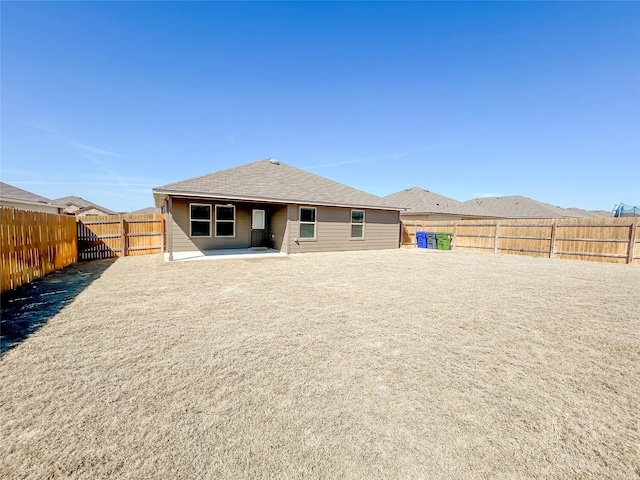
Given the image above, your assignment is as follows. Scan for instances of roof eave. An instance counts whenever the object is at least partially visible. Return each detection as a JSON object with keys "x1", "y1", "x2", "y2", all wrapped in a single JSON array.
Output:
[
  {"x1": 153, "y1": 189, "x2": 404, "y2": 211},
  {"x1": 0, "y1": 197, "x2": 66, "y2": 209}
]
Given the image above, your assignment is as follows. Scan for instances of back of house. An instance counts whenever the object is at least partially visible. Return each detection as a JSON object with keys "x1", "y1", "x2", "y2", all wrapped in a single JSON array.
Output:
[{"x1": 153, "y1": 158, "x2": 403, "y2": 257}]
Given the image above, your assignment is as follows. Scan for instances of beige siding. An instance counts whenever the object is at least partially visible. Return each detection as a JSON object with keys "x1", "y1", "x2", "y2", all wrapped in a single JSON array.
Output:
[
  {"x1": 268, "y1": 205, "x2": 288, "y2": 252},
  {"x1": 77, "y1": 208, "x2": 113, "y2": 217},
  {"x1": 287, "y1": 206, "x2": 399, "y2": 253},
  {"x1": 0, "y1": 201, "x2": 61, "y2": 215},
  {"x1": 168, "y1": 198, "x2": 400, "y2": 254},
  {"x1": 170, "y1": 198, "x2": 251, "y2": 251}
]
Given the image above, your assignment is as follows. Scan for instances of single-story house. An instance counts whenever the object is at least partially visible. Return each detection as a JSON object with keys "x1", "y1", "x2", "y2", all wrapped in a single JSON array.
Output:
[
  {"x1": 383, "y1": 187, "x2": 497, "y2": 222},
  {"x1": 53, "y1": 196, "x2": 117, "y2": 216},
  {"x1": 0, "y1": 182, "x2": 65, "y2": 214},
  {"x1": 152, "y1": 158, "x2": 403, "y2": 259}
]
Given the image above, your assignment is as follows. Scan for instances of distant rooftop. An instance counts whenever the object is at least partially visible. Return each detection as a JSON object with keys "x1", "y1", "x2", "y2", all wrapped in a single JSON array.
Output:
[
  {"x1": 462, "y1": 196, "x2": 611, "y2": 219},
  {"x1": 383, "y1": 187, "x2": 496, "y2": 217},
  {"x1": 0, "y1": 182, "x2": 63, "y2": 208},
  {"x1": 130, "y1": 206, "x2": 162, "y2": 214},
  {"x1": 53, "y1": 195, "x2": 116, "y2": 215}
]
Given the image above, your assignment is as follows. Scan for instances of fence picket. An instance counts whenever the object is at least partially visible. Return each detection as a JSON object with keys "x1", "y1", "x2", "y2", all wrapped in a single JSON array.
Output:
[
  {"x1": 1, "y1": 207, "x2": 78, "y2": 293},
  {"x1": 76, "y1": 214, "x2": 165, "y2": 260},
  {"x1": 401, "y1": 217, "x2": 640, "y2": 265}
]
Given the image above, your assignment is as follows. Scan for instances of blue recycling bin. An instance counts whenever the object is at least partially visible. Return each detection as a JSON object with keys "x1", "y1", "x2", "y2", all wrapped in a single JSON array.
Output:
[{"x1": 416, "y1": 231, "x2": 427, "y2": 248}]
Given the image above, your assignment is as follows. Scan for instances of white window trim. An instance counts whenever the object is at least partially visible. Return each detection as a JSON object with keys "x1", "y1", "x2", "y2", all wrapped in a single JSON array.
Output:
[
  {"x1": 215, "y1": 204, "x2": 236, "y2": 238},
  {"x1": 350, "y1": 209, "x2": 365, "y2": 240},
  {"x1": 252, "y1": 209, "x2": 266, "y2": 230},
  {"x1": 299, "y1": 206, "x2": 317, "y2": 241},
  {"x1": 190, "y1": 203, "x2": 212, "y2": 238}
]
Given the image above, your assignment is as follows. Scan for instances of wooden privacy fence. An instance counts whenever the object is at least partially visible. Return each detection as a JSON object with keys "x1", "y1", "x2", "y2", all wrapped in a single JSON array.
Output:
[
  {"x1": 402, "y1": 217, "x2": 640, "y2": 265},
  {"x1": 1, "y1": 207, "x2": 78, "y2": 293},
  {"x1": 77, "y1": 214, "x2": 165, "y2": 260}
]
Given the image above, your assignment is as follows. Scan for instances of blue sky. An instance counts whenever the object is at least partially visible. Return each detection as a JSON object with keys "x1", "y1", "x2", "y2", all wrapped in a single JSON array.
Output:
[{"x1": 2, "y1": 1, "x2": 639, "y2": 213}]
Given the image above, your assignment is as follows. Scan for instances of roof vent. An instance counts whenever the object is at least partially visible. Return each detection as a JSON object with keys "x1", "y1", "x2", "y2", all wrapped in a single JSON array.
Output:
[{"x1": 269, "y1": 158, "x2": 280, "y2": 165}]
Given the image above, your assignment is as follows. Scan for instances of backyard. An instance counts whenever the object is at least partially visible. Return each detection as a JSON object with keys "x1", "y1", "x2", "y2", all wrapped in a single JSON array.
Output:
[{"x1": 1, "y1": 249, "x2": 639, "y2": 479}]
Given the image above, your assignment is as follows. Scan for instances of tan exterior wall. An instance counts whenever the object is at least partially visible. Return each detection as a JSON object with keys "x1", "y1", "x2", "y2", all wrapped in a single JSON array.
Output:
[
  {"x1": 287, "y1": 205, "x2": 399, "y2": 253},
  {"x1": 269, "y1": 205, "x2": 288, "y2": 252},
  {"x1": 170, "y1": 198, "x2": 251, "y2": 251},
  {"x1": 77, "y1": 208, "x2": 113, "y2": 216},
  {"x1": 0, "y1": 200, "x2": 62, "y2": 215},
  {"x1": 64, "y1": 205, "x2": 81, "y2": 214},
  {"x1": 168, "y1": 197, "x2": 400, "y2": 254}
]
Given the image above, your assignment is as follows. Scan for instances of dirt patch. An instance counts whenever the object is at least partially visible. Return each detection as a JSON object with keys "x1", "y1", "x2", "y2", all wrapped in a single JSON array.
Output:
[
  {"x1": 1, "y1": 259, "x2": 115, "y2": 354},
  {"x1": 1, "y1": 250, "x2": 639, "y2": 478}
]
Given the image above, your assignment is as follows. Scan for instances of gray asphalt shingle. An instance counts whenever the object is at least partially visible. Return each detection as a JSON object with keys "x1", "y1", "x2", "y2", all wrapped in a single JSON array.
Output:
[
  {"x1": 154, "y1": 159, "x2": 402, "y2": 210},
  {"x1": 383, "y1": 187, "x2": 495, "y2": 216},
  {"x1": 0, "y1": 182, "x2": 57, "y2": 205}
]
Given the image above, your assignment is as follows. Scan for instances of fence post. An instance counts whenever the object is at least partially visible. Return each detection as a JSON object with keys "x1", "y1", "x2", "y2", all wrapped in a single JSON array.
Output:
[
  {"x1": 494, "y1": 222, "x2": 500, "y2": 254},
  {"x1": 121, "y1": 218, "x2": 127, "y2": 257},
  {"x1": 452, "y1": 221, "x2": 458, "y2": 250},
  {"x1": 628, "y1": 221, "x2": 638, "y2": 264},
  {"x1": 549, "y1": 221, "x2": 557, "y2": 258}
]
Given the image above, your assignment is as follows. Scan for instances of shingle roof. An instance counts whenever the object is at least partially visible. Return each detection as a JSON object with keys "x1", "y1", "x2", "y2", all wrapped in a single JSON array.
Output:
[
  {"x1": 461, "y1": 195, "x2": 597, "y2": 218},
  {"x1": 53, "y1": 195, "x2": 116, "y2": 215},
  {"x1": 563, "y1": 208, "x2": 612, "y2": 218},
  {"x1": 153, "y1": 159, "x2": 402, "y2": 210},
  {"x1": 130, "y1": 206, "x2": 162, "y2": 214},
  {"x1": 383, "y1": 187, "x2": 495, "y2": 217},
  {"x1": 0, "y1": 182, "x2": 61, "y2": 207}
]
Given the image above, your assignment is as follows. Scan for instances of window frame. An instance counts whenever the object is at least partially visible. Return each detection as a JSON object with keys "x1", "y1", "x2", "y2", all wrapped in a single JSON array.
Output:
[
  {"x1": 215, "y1": 204, "x2": 236, "y2": 238},
  {"x1": 350, "y1": 209, "x2": 365, "y2": 240},
  {"x1": 189, "y1": 203, "x2": 212, "y2": 238},
  {"x1": 299, "y1": 206, "x2": 317, "y2": 240}
]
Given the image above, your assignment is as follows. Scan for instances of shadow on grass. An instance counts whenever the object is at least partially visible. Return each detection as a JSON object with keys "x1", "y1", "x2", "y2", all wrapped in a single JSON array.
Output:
[{"x1": 1, "y1": 258, "x2": 117, "y2": 355}]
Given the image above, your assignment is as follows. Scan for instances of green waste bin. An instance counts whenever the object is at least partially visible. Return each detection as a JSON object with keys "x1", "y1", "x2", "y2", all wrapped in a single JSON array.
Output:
[{"x1": 436, "y1": 232, "x2": 452, "y2": 250}]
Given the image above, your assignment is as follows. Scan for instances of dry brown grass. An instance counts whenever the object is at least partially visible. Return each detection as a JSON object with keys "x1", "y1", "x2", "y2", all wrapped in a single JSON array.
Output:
[{"x1": 1, "y1": 249, "x2": 639, "y2": 479}]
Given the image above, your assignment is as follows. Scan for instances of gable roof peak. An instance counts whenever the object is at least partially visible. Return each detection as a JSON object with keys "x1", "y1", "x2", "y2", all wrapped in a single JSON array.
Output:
[{"x1": 154, "y1": 158, "x2": 401, "y2": 210}]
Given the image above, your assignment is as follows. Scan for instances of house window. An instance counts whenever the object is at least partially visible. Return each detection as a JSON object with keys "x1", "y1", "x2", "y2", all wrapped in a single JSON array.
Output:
[
  {"x1": 299, "y1": 207, "x2": 317, "y2": 239},
  {"x1": 190, "y1": 204, "x2": 211, "y2": 237},
  {"x1": 351, "y1": 210, "x2": 365, "y2": 239},
  {"x1": 215, "y1": 205, "x2": 235, "y2": 237}
]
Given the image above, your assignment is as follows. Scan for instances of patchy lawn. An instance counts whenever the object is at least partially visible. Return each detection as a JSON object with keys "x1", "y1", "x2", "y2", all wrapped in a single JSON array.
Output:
[{"x1": 1, "y1": 249, "x2": 639, "y2": 479}]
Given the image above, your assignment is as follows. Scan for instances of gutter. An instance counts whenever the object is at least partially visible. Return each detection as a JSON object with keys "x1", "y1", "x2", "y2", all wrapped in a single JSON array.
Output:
[{"x1": 152, "y1": 189, "x2": 405, "y2": 212}]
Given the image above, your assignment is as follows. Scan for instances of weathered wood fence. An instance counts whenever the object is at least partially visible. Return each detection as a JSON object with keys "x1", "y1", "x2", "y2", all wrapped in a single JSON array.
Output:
[
  {"x1": 77, "y1": 214, "x2": 165, "y2": 260},
  {"x1": 402, "y1": 217, "x2": 640, "y2": 265},
  {"x1": 1, "y1": 207, "x2": 78, "y2": 293}
]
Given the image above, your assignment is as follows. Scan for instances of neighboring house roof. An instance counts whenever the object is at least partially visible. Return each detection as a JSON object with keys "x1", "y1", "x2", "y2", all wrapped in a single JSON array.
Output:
[
  {"x1": 462, "y1": 195, "x2": 599, "y2": 219},
  {"x1": 153, "y1": 158, "x2": 402, "y2": 210},
  {"x1": 130, "y1": 206, "x2": 162, "y2": 214},
  {"x1": 563, "y1": 208, "x2": 612, "y2": 218},
  {"x1": 383, "y1": 187, "x2": 495, "y2": 217},
  {"x1": 53, "y1": 195, "x2": 116, "y2": 215},
  {"x1": 0, "y1": 182, "x2": 64, "y2": 209},
  {"x1": 591, "y1": 210, "x2": 614, "y2": 218}
]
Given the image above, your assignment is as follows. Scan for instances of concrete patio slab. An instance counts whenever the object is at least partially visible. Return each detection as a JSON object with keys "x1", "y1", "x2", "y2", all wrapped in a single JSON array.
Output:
[{"x1": 164, "y1": 248, "x2": 289, "y2": 262}]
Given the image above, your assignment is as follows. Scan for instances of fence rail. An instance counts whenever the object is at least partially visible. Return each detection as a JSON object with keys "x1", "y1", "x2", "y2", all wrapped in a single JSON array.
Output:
[
  {"x1": 402, "y1": 217, "x2": 640, "y2": 265},
  {"x1": 1, "y1": 207, "x2": 78, "y2": 293},
  {"x1": 77, "y1": 214, "x2": 165, "y2": 260}
]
